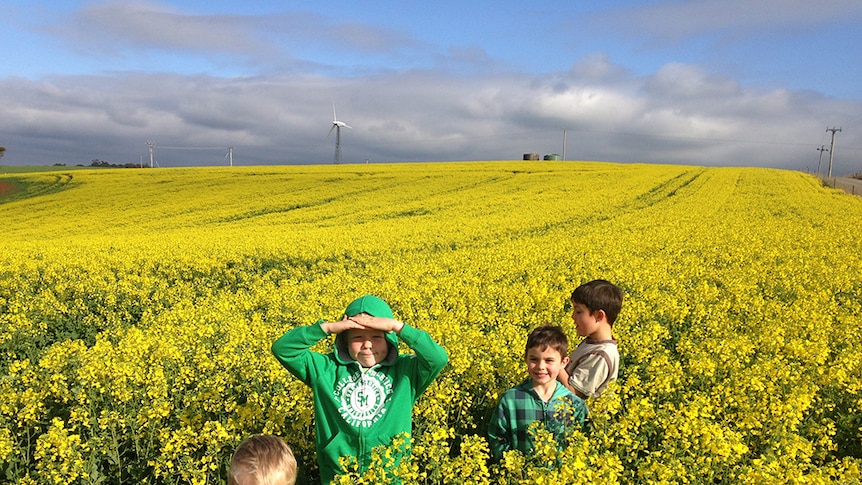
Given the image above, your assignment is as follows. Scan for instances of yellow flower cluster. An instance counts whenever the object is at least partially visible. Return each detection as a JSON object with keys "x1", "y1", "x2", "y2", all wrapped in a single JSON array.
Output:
[{"x1": 1, "y1": 162, "x2": 861, "y2": 483}]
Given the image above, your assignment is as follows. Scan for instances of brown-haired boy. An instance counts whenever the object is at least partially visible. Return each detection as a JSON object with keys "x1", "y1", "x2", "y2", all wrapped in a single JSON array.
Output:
[
  {"x1": 558, "y1": 279, "x2": 622, "y2": 398},
  {"x1": 487, "y1": 325, "x2": 588, "y2": 461}
]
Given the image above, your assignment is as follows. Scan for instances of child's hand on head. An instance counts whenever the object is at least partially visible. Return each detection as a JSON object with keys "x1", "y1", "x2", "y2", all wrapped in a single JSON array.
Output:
[
  {"x1": 321, "y1": 315, "x2": 364, "y2": 335},
  {"x1": 349, "y1": 314, "x2": 404, "y2": 333}
]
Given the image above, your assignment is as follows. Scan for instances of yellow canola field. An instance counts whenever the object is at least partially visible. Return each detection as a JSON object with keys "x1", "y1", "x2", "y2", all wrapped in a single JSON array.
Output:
[{"x1": 1, "y1": 161, "x2": 860, "y2": 484}]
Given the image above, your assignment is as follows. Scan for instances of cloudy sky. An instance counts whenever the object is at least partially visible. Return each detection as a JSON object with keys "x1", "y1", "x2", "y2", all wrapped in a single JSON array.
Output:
[{"x1": 2, "y1": 1, "x2": 861, "y2": 172}]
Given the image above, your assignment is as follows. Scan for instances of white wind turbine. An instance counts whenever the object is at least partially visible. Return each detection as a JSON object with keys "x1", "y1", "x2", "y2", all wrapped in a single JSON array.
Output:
[
  {"x1": 225, "y1": 146, "x2": 234, "y2": 167},
  {"x1": 327, "y1": 102, "x2": 351, "y2": 164}
]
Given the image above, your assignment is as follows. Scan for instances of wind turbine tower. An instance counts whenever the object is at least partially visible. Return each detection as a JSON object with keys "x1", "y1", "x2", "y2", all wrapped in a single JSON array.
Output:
[
  {"x1": 328, "y1": 103, "x2": 351, "y2": 164},
  {"x1": 146, "y1": 140, "x2": 155, "y2": 168}
]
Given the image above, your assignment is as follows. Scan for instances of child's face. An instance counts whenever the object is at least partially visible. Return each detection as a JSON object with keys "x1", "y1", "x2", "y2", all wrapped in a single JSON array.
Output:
[
  {"x1": 571, "y1": 301, "x2": 601, "y2": 337},
  {"x1": 346, "y1": 328, "x2": 388, "y2": 367},
  {"x1": 525, "y1": 345, "x2": 568, "y2": 386}
]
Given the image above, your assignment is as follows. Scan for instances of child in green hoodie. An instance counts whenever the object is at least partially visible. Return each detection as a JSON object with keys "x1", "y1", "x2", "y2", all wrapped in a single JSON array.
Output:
[{"x1": 271, "y1": 295, "x2": 448, "y2": 484}]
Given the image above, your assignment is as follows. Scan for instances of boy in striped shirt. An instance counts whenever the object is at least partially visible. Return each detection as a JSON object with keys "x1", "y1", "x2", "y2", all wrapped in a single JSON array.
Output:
[{"x1": 558, "y1": 279, "x2": 622, "y2": 398}]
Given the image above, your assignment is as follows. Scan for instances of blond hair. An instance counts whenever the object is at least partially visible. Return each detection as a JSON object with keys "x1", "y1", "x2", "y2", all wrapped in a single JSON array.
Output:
[{"x1": 228, "y1": 435, "x2": 297, "y2": 485}]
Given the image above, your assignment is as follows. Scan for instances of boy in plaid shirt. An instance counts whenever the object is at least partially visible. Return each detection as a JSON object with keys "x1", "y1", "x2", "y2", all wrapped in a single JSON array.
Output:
[{"x1": 487, "y1": 325, "x2": 588, "y2": 461}]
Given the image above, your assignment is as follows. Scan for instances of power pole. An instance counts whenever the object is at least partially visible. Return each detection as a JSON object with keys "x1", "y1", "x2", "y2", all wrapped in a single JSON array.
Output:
[
  {"x1": 826, "y1": 127, "x2": 842, "y2": 178},
  {"x1": 816, "y1": 145, "x2": 829, "y2": 176}
]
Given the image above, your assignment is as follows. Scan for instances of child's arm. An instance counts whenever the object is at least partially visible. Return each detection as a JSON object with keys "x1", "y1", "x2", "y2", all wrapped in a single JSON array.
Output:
[
  {"x1": 557, "y1": 367, "x2": 587, "y2": 398},
  {"x1": 557, "y1": 366, "x2": 575, "y2": 393},
  {"x1": 566, "y1": 353, "x2": 613, "y2": 398},
  {"x1": 271, "y1": 318, "x2": 351, "y2": 384},
  {"x1": 347, "y1": 314, "x2": 404, "y2": 333},
  {"x1": 321, "y1": 315, "x2": 366, "y2": 335},
  {"x1": 487, "y1": 399, "x2": 512, "y2": 461},
  {"x1": 350, "y1": 314, "x2": 448, "y2": 393}
]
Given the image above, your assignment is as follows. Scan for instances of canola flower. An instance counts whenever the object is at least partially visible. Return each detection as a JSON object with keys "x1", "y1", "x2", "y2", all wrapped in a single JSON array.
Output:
[{"x1": 0, "y1": 161, "x2": 861, "y2": 484}]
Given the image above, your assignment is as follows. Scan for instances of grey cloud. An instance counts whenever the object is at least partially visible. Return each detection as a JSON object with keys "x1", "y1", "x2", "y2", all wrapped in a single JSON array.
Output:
[
  {"x1": 324, "y1": 21, "x2": 423, "y2": 54},
  {"x1": 569, "y1": 54, "x2": 631, "y2": 84},
  {"x1": 598, "y1": 0, "x2": 862, "y2": 42},
  {"x1": 644, "y1": 63, "x2": 742, "y2": 100},
  {"x1": 53, "y1": 2, "x2": 271, "y2": 56},
  {"x1": 1, "y1": 61, "x2": 859, "y2": 170},
  {"x1": 47, "y1": 1, "x2": 428, "y2": 72},
  {"x1": 437, "y1": 46, "x2": 498, "y2": 71}
]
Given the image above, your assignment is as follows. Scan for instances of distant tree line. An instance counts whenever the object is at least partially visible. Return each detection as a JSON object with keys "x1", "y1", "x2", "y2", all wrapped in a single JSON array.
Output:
[
  {"x1": 68, "y1": 160, "x2": 151, "y2": 168},
  {"x1": 3, "y1": 151, "x2": 149, "y2": 168}
]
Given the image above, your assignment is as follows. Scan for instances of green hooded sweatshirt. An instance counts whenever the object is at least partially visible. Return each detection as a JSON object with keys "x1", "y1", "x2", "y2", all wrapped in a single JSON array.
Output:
[{"x1": 271, "y1": 295, "x2": 448, "y2": 484}]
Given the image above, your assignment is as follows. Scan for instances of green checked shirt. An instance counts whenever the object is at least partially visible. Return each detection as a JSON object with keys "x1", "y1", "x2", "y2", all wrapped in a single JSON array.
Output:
[{"x1": 487, "y1": 379, "x2": 588, "y2": 461}]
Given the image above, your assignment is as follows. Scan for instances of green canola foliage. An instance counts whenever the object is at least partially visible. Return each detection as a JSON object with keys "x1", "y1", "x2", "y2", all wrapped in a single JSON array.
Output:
[{"x1": 0, "y1": 162, "x2": 861, "y2": 484}]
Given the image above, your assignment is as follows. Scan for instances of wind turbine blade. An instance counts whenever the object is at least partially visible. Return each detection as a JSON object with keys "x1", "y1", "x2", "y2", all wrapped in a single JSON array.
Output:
[
  {"x1": 326, "y1": 124, "x2": 336, "y2": 140},
  {"x1": 332, "y1": 102, "x2": 337, "y2": 122},
  {"x1": 343, "y1": 124, "x2": 352, "y2": 129}
]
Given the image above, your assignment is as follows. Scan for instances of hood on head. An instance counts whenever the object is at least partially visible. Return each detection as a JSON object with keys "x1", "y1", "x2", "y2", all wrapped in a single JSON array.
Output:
[{"x1": 335, "y1": 294, "x2": 399, "y2": 366}]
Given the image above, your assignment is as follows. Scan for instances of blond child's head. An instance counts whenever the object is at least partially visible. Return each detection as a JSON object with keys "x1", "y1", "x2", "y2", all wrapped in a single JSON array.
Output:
[{"x1": 229, "y1": 435, "x2": 297, "y2": 485}]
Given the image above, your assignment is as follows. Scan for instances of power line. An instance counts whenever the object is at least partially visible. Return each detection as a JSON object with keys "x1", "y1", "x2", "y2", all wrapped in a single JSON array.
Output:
[
  {"x1": 144, "y1": 142, "x2": 237, "y2": 167},
  {"x1": 839, "y1": 113, "x2": 862, "y2": 130}
]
